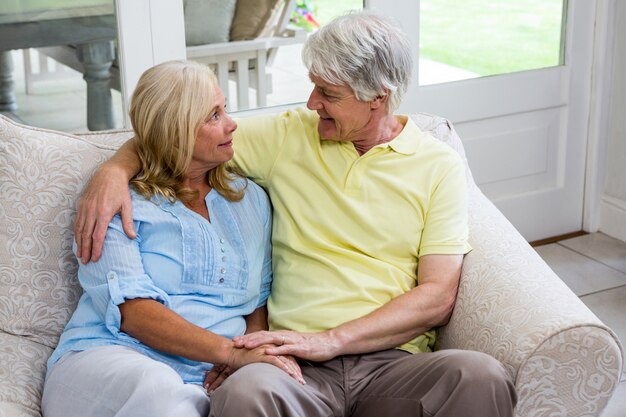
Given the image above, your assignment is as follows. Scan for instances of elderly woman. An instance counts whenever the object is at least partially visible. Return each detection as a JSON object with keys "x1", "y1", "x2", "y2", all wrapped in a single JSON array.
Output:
[
  {"x1": 41, "y1": 61, "x2": 303, "y2": 417},
  {"x1": 74, "y1": 11, "x2": 516, "y2": 417}
]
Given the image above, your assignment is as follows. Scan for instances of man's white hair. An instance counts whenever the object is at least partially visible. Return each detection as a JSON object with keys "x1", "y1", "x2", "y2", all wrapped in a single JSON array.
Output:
[{"x1": 302, "y1": 11, "x2": 413, "y2": 113}]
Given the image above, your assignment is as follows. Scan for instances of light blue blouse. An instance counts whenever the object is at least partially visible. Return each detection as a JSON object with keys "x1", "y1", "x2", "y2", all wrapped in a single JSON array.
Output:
[{"x1": 47, "y1": 177, "x2": 272, "y2": 384}]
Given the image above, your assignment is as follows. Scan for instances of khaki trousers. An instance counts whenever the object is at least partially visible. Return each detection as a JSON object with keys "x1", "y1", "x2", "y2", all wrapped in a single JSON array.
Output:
[{"x1": 209, "y1": 349, "x2": 516, "y2": 417}]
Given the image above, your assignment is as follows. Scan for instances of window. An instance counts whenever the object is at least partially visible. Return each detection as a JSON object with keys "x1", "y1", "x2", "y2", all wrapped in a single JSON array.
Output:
[{"x1": 419, "y1": 0, "x2": 565, "y2": 85}]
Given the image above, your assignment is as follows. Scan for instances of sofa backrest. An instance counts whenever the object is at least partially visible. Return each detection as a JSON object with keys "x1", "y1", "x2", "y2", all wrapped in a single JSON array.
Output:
[
  {"x1": 409, "y1": 112, "x2": 474, "y2": 186},
  {"x1": 0, "y1": 115, "x2": 132, "y2": 349}
]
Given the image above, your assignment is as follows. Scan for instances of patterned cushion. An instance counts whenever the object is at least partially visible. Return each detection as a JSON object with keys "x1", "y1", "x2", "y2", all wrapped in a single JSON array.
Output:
[
  {"x1": 0, "y1": 116, "x2": 130, "y2": 350},
  {"x1": 0, "y1": 115, "x2": 132, "y2": 415}
]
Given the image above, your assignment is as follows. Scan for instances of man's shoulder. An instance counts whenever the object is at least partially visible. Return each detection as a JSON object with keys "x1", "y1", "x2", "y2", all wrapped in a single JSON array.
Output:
[
  {"x1": 234, "y1": 107, "x2": 318, "y2": 137},
  {"x1": 403, "y1": 120, "x2": 463, "y2": 166}
]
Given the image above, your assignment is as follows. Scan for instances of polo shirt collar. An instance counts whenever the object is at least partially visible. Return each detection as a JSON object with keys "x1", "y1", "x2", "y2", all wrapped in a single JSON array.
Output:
[{"x1": 373, "y1": 115, "x2": 420, "y2": 155}]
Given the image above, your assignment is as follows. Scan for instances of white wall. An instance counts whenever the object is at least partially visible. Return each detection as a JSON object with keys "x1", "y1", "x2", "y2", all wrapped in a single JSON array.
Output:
[{"x1": 598, "y1": 1, "x2": 626, "y2": 242}]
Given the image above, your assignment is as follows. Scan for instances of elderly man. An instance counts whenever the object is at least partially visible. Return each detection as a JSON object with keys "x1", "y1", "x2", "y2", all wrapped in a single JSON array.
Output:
[{"x1": 76, "y1": 11, "x2": 516, "y2": 417}]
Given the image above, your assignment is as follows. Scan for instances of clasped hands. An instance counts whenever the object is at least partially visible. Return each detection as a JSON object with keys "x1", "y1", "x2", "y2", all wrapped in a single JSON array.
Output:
[
  {"x1": 204, "y1": 330, "x2": 341, "y2": 394},
  {"x1": 203, "y1": 339, "x2": 302, "y2": 395}
]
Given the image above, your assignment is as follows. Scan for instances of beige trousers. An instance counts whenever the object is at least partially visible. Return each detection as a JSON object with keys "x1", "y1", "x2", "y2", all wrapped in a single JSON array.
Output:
[{"x1": 209, "y1": 349, "x2": 516, "y2": 417}]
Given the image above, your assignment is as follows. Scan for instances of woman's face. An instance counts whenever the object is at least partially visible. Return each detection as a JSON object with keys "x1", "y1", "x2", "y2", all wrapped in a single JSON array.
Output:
[{"x1": 190, "y1": 87, "x2": 237, "y2": 174}]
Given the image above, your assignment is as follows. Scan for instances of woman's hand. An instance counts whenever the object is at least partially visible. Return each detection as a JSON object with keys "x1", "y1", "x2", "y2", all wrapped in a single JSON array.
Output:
[
  {"x1": 203, "y1": 364, "x2": 233, "y2": 394},
  {"x1": 211, "y1": 345, "x2": 305, "y2": 390},
  {"x1": 204, "y1": 351, "x2": 304, "y2": 394},
  {"x1": 233, "y1": 331, "x2": 343, "y2": 362},
  {"x1": 75, "y1": 163, "x2": 135, "y2": 263}
]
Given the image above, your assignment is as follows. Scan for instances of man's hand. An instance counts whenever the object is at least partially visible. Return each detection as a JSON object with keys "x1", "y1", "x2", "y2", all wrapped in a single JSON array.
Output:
[
  {"x1": 233, "y1": 331, "x2": 342, "y2": 362},
  {"x1": 74, "y1": 164, "x2": 135, "y2": 263},
  {"x1": 234, "y1": 254, "x2": 462, "y2": 360}
]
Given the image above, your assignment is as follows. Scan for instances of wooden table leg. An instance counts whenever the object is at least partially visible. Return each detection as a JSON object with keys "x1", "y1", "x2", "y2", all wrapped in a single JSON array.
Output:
[
  {"x1": 0, "y1": 51, "x2": 17, "y2": 112},
  {"x1": 76, "y1": 40, "x2": 115, "y2": 131}
]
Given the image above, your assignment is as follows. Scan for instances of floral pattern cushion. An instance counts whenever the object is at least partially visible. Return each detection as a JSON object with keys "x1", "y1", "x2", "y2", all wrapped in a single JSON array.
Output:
[{"x1": 0, "y1": 117, "x2": 131, "y2": 415}]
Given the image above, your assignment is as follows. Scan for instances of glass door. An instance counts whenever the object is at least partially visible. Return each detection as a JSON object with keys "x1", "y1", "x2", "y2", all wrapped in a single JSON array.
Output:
[
  {"x1": 419, "y1": 0, "x2": 565, "y2": 85},
  {"x1": 391, "y1": 0, "x2": 593, "y2": 242}
]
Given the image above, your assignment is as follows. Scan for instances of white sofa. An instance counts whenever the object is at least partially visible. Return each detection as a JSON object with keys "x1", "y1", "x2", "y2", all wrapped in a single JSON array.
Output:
[{"x1": 0, "y1": 113, "x2": 623, "y2": 417}]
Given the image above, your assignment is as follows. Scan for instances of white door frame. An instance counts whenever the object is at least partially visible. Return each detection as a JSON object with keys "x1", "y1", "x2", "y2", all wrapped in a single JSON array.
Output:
[
  {"x1": 114, "y1": 0, "x2": 186, "y2": 126},
  {"x1": 582, "y1": 0, "x2": 617, "y2": 233}
]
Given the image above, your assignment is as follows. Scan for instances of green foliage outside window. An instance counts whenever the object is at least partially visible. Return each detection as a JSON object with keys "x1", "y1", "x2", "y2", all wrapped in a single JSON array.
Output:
[{"x1": 290, "y1": 1, "x2": 564, "y2": 76}]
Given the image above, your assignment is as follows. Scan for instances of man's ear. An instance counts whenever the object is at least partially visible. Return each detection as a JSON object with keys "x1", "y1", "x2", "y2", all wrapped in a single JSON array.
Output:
[{"x1": 370, "y1": 93, "x2": 389, "y2": 110}]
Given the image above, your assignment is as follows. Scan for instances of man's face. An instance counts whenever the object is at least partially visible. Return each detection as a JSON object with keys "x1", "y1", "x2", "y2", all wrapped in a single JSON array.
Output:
[{"x1": 306, "y1": 73, "x2": 374, "y2": 142}]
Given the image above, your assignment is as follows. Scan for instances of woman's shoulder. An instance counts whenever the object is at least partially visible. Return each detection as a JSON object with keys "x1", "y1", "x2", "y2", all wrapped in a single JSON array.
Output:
[
  {"x1": 230, "y1": 176, "x2": 270, "y2": 211},
  {"x1": 127, "y1": 186, "x2": 171, "y2": 219},
  {"x1": 129, "y1": 186, "x2": 154, "y2": 205},
  {"x1": 239, "y1": 177, "x2": 269, "y2": 200}
]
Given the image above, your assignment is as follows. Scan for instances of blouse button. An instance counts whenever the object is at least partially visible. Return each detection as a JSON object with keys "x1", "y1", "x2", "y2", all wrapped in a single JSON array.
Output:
[
  {"x1": 220, "y1": 268, "x2": 226, "y2": 274},
  {"x1": 219, "y1": 278, "x2": 225, "y2": 283},
  {"x1": 220, "y1": 238, "x2": 225, "y2": 244}
]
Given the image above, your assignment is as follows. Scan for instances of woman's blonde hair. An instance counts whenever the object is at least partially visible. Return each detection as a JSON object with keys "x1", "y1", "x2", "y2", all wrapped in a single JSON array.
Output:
[{"x1": 129, "y1": 60, "x2": 244, "y2": 203}]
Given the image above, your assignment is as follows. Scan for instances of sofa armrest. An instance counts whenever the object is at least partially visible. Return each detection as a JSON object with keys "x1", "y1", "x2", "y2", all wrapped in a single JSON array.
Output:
[{"x1": 438, "y1": 185, "x2": 624, "y2": 417}]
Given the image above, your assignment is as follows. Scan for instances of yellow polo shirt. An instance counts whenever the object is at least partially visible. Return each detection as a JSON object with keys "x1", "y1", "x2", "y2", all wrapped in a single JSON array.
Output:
[{"x1": 232, "y1": 108, "x2": 471, "y2": 353}]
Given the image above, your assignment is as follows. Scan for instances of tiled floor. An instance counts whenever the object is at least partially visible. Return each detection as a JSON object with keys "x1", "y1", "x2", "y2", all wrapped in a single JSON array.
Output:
[{"x1": 536, "y1": 232, "x2": 626, "y2": 417}]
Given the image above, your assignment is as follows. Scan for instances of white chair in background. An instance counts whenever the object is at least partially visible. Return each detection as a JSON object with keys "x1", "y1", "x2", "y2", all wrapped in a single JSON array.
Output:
[{"x1": 186, "y1": 0, "x2": 306, "y2": 110}]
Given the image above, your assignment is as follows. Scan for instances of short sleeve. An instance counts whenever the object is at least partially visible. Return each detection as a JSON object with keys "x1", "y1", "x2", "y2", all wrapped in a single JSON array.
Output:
[
  {"x1": 232, "y1": 109, "x2": 320, "y2": 185},
  {"x1": 232, "y1": 112, "x2": 288, "y2": 184},
  {"x1": 418, "y1": 156, "x2": 472, "y2": 257},
  {"x1": 73, "y1": 215, "x2": 170, "y2": 338}
]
